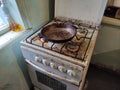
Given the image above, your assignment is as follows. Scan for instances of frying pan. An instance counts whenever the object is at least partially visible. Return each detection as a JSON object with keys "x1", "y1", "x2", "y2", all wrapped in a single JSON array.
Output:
[{"x1": 38, "y1": 23, "x2": 77, "y2": 43}]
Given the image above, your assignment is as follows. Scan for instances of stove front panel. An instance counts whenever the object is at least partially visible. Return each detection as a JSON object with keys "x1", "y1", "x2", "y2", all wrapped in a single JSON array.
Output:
[
  {"x1": 26, "y1": 59, "x2": 80, "y2": 90},
  {"x1": 21, "y1": 46, "x2": 83, "y2": 86}
]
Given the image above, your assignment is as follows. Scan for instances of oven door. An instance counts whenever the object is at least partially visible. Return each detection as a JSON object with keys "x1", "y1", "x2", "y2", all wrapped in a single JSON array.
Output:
[{"x1": 26, "y1": 59, "x2": 79, "y2": 90}]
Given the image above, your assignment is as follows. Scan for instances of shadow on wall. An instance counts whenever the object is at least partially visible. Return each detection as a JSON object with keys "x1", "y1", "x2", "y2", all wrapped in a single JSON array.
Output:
[
  {"x1": 11, "y1": 39, "x2": 32, "y2": 89},
  {"x1": 92, "y1": 49, "x2": 120, "y2": 74},
  {"x1": 0, "y1": 42, "x2": 29, "y2": 90}
]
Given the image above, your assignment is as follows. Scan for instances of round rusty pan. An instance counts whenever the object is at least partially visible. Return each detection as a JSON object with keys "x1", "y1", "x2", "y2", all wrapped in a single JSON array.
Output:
[{"x1": 38, "y1": 23, "x2": 77, "y2": 43}]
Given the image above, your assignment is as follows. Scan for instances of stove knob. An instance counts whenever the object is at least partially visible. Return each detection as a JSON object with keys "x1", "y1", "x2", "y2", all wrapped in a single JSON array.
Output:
[
  {"x1": 58, "y1": 66, "x2": 67, "y2": 73},
  {"x1": 35, "y1": 56, "x2": 41, "y2": 62},
  {"x1": 42, "y1": 59, "x2": 49, "y2": 66},
  {"x1": 67, "y1": 70, "x2": 76, "y2": 77},
  {"x1": 50, "y1": 63, "x2": 57, "y2": 69}
]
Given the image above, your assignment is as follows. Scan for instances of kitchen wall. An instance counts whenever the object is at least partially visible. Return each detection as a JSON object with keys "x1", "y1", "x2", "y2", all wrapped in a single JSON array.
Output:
[
  {"x1": 91, "y1": 0, "x2": 120, "y2": 73},
  {"x1": 0, "y1": 0, "x2": 54, "y2": 90},
  {"x1": 0, "y1": 30, "x2": 48, "y2": 90},
  {"x1": 16, "y1": 0, "x2": 52, "y2": 30},
  {"x1": 92, "y1": 23, "x2": 120, "y2": 73},
  {"x1": 0, "y1": 0, "x2": 28, "y2": 90},
  {"x1": 0, "y1": 37, "x2": 29, "y2": 90}
]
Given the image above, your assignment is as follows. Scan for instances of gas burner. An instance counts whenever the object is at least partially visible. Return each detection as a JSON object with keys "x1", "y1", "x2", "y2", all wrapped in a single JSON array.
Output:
[
  {"x1": 77, "y1": 29, "x2": 87, "y2": 35},
  {"x1": 65, "y1": 42, "x2": 79, "y2": 52},
  {"x1": 51, "y1": 43, "x2": 64, "y2": 52}
]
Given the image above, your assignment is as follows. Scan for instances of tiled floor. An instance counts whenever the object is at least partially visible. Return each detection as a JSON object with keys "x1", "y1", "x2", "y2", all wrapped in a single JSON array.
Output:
[{"x1": 86, "y1": 65, "x2": 120, "y2": 90}]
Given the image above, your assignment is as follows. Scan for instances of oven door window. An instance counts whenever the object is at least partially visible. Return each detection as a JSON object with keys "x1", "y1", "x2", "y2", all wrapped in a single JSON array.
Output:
[{"x1": 36, "y1": 71, "x2": 66, "y2": 90}]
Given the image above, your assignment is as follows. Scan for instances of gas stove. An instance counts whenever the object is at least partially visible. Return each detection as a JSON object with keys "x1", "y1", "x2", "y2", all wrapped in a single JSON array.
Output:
[
  {"x1": 20, "y1": 17, "x2": 99, "y2": 90},
  {"x1": 20, "y1": 0, "x2": 107, "y2": 89}
]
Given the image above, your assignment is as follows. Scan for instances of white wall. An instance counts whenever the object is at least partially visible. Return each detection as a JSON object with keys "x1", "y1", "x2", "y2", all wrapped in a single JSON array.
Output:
[
  {"x1": 92, "y1": 23, "x2": 120, "y2": 72},
  {"x1": 16, "y1": 0, "x2": 50, "y2": 30},
  {"x1": 55, "y1": 0, "x2": 107, "y2": 25},
  {"x1": 94, "y1": 24, "x2": 120, "y2": 55}
]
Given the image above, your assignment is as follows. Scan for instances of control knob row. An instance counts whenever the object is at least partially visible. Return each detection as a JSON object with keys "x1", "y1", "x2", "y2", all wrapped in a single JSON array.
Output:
[
  {"x1": 34, "y1": 56, "x2": 76, "y2": 77},
  {"x1": 58, "y1": 66, "x2": 76, "y2": 77}
]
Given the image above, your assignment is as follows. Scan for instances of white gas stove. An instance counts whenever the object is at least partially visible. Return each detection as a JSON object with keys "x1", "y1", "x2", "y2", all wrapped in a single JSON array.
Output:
[
  {"x1": 20, "y1": 0, "x2": 107, "y2": 90},
  {"x1": 21, "y1": 17, "x2": 98, "y2": 90}
]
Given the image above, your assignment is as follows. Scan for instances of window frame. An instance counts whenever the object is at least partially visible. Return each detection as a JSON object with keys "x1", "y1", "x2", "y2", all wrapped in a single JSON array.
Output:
[
  {"x1": 0, "y1": 0, "x2": 10, "y2": 36},
  {"x1": 0, "y1": 23, "x2": 9, "y2": 35}
]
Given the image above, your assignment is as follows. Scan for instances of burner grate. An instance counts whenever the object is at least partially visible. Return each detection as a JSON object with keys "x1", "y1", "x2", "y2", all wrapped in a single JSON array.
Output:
[{"x1": 25, "y1": 20, "x2": 96, "y2": 61}]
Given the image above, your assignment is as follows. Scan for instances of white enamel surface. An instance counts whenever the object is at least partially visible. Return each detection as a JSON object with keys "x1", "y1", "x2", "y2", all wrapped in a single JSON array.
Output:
[
  {"x1": 55, "y1": 0, "x2": 107, "y2": 25},
  {"x1": 67, "y1": 70, "x2": 76, "y2": 77}
]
